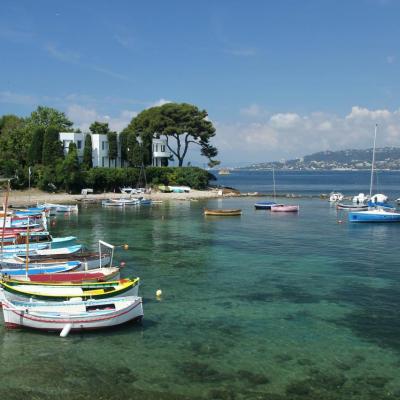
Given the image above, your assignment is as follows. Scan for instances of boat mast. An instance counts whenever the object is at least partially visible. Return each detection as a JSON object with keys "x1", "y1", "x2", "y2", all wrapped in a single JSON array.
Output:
[
  {"x1": 369, "y1": 124, "x2": 378, "y2": 198},
  {"x1": 1, "y1": 179, "x2": 10, "y2": 261},
  {"x1": 272, "y1": 167, "x2": 276, "y2": 199}
]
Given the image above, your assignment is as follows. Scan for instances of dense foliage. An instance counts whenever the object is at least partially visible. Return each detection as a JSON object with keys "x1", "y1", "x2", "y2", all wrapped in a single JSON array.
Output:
[
  {"x1": 122, "y1": 102, "x2": 218, "y2": 167},
  {"x1": 0, "y1": 105, "x2": 217, "y2": 193}
]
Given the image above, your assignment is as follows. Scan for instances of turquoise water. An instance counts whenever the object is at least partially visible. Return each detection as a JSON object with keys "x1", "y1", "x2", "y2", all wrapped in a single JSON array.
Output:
[{"x1": 1, "y1": 196, "x2": 400, "y2": 399}]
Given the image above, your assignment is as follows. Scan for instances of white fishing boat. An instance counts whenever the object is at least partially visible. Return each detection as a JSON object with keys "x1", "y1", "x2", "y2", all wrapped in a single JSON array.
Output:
[
  {"x1": 0, "y1": 295, "x2": 143, "y2": 334},
  {"x1": 329, "y1": 192, "x2": 344, "y2": 202},
  {"x1": 352, "y1": 193, "x2": 369, "y2": 204}
]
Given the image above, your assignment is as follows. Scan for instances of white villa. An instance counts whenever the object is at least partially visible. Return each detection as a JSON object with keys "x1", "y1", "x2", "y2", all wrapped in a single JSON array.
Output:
[{"x1": 59, "y1": 132, "x2": 171, "y2": 168}]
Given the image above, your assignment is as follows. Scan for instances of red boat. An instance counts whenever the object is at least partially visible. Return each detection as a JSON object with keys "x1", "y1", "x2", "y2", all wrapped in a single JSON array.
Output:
[{"x1": 10, "y1": 267, "x2": 120, "y2": 284}]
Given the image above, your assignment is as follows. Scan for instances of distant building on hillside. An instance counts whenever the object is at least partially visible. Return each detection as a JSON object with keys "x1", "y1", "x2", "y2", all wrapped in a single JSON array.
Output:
[{"x1": 59, "y1": 132, "x2": 170, "y2": 168}]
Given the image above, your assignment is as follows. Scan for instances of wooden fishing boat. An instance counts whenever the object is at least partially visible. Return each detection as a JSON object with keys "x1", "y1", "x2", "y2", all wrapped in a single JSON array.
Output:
[
  {"x1": 0, "y1": 295, "x2": 143, "y2": 333},
  {"x1": 18, "y1": 252, "x2": 112, "y2": 270},
  {"x1": 0, "y1": 277, "x2": 139, "y2": 301},
  {"x1": 0, "y1": 261, "x2": 81, "y2": 278},
  {"x1": 204, "y1": 209, "x2": 242, "y2": 216},
  {"x1": 9, "y1": 266, "x2": 120, "y2": 283},
  {"x1": 270, "y1": 204, "x2": 299, "y2": 212}
]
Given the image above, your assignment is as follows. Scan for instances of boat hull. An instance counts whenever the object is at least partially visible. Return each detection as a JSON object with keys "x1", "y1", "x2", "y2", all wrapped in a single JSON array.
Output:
[
  {"x1": 1, "y1": 296, "x2": 143, "y2": 332},
  {"x1": 204, "y1": 209, "x2": 242, "y2": 216},
  {"x1": 10, "y1": 267, "x2": 120, "y2": 283},
  {"x1": 254, "y1": 201, "x2": 276, "y2": 210},
  {"x1": 1, "y1": 278, "x2": 139, "y2": 302},
  {"x1": 271, "y1": 205, "x2": 299, "y2": 212},
  {"x1": 349, "y1": 210, "x2": 400, "y2": 222}
]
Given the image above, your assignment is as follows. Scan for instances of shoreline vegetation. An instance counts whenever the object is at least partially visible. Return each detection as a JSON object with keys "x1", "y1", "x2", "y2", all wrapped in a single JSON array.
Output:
[{"x1": 5, "y1": 188, "x2": 345, "y2": 207}]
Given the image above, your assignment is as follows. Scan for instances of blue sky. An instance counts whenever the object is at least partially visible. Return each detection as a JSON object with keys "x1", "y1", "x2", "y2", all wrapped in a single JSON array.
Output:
[{"x1": 1, "y1": 0, "x2": 400, "y2": 166}]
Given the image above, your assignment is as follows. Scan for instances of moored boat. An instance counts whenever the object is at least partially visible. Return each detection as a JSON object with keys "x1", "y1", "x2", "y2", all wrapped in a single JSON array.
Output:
[
  {"x1": 0, "y1": 277, "x2": 139, "y2": 301},
  {"x1": 0, "y1": 295, "x2": 143, "y2": 333},
  {"x1": 336, "y1": 203, "x2": 368, "y2": 211},
  {"x1": 10, "y1": 266, "x2": 121, "y2": 283},
  {"x1": 254, "y1": 201, "x2": 277, "y2": 210},
  {"x1": 204, "y1": 209, "x2": 242, "y2": 216},
  {"x1": 349, "y1": 209, "x2": 400, "y2": 222},
  {"x1": 329, "y1": 192, "x2": 344, "y2": 202},
  {"x1": 270, "y1": 204, "x2": 299, "y2": 212},
  {"x1": 0, "y1": 262, "x2": 81, "y2": 277}
]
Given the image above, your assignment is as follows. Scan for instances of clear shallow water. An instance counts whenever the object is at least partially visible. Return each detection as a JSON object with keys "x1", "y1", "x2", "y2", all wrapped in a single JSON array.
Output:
[{"x1": 1, "y1": 173, "x2": 400, "y2": 399}]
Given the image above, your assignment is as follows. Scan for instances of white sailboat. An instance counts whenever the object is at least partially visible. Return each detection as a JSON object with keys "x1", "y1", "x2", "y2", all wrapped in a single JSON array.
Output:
[{"x1": 349, "y1": 124, "x2": 400, "y2": 222}]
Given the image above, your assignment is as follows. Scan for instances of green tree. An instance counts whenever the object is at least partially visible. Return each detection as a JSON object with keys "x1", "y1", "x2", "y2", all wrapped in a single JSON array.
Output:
[
  {"x1": 119, "y1": 130, "x2": 128, "y2": 166},
  {"x1": 107, "y1": 131, "x2": 118, "y2": 167},
  {"x1": 123, "y1": 103, "x2": 218, "y2": 167},
  {"x1": 42, "y1": 126, "x2": 64, "y2": 166},
  {"x1": 127, "y1": 132, "x2": 143, "y2": 167},
  {"x1": 26, "y1": 106, "x2": 73, "y2": 131},
  {"x1": 0, "y1": 115, "x2": 30, "y2": 169},
  {"x1": 62, "y1": 142, "x2": 82, "y2": 193},
  {"x1": 28, "y1": 127, "x2": 45, "y2": 164},
  {"x1": 82, "y1": 134, "x2": 93, "y2": 169},
  {"x1": 89, "y1": 121, "x2": 110, "y2": 135}
]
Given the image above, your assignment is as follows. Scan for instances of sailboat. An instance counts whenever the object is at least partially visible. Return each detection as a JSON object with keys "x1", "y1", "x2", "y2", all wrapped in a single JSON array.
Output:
[
  {"x1": 254, "y1": 168, "x2": 278, "y2": 209},
  {"x1": 269, "y1": 168, "x2": 299, "y2": 212},
  {"x1": 348, "y1": 124, "x2": 400, "y2": 222}
]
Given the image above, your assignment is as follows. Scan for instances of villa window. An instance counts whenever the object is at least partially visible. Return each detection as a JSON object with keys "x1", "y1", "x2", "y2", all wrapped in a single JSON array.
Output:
[
  {"x1": 77, "y1": 140, "x2": 82, "y2": 149},
  {"x1": 102, "y1": 141, "x2": 105, "y2": 151},
  {"x1": 161, "y1": 145, "x2": 165, "y2": 152}
]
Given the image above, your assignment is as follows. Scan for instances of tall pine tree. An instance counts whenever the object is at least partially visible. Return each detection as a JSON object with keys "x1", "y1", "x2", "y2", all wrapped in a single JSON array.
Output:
[
  {"x1": 28, "y1": 127, "x2": 45, "y2": 165},
  {"x1": 42, "y1": 126, "x2": 64, "y2": 166},
  {"x1": 82, "y1": 134, "x2": 93, "y2": 169}
]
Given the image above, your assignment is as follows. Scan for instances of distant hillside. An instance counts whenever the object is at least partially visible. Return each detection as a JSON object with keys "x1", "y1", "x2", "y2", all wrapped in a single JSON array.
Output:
[{"x1": 242, "y1": 147, "x2": 400, "y2": 171}]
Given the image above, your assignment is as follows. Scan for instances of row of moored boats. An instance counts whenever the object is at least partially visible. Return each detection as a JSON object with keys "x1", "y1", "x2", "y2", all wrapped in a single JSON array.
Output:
[
  {"x1": 0, "y1": 202, "x2": 143, "y2": 336},
  {"x1": 330, "y1": 192, "x2": 400, "y2": 222}
]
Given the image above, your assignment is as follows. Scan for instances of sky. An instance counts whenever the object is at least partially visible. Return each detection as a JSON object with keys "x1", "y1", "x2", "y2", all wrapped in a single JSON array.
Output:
[{"x1": 1, "y1": 0, "x2": 400, "y2": 166}]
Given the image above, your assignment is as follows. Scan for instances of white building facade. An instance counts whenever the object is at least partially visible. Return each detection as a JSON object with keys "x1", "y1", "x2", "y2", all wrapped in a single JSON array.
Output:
[
  {"x1": 60, "y1": 133, "x2": 169, "y2": 168},
  {"x1": 152, "y1": 138, "x2": 171, "y2": 166}
]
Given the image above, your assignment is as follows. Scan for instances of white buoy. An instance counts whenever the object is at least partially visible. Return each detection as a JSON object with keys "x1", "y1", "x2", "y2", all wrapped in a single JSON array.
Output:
[
  {"x1": 156, "y1": 289, "x2": 162, "y2": 297},
  {"x1": 60, "y1": 323, "x2": 72, "y2": 337}
]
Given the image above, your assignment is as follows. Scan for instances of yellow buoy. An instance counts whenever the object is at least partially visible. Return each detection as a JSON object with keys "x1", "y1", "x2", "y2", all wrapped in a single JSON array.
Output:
[
  {"x1": 156, "y1": 289, "x2": 162, "y2": 297},
  {"x1": 123, "y1": 244, "x2": 129, "y2": 250}
]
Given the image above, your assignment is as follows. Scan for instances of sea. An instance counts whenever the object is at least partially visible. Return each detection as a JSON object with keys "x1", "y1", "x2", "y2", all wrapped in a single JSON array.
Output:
[{"x1": 1, "y1": 170, "x2": 400, "y2": 400}]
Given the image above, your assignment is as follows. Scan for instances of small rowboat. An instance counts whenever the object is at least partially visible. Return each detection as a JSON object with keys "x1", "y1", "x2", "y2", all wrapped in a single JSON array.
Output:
[
  {"x1": 0, "y1": 295, "x2": 143, "y2": 333},
  {"x1": 204, "y1": 209, "x2": 242, "y2": 216},
  {"x1": 254, "y1": 201, "x2": 276, "y2": 210},
  {"x1": 10, "y1": 267, "x2": 121, "y2": 283},
  {"x1": 270, "y1": 204, "x2": 299, "y2": 212},
  {"x1": 0, "y1": 262, "x2": 81, "y2": 277},
  {"x1": 0, "y1": 278, "x2": 139, "y2": 301}
]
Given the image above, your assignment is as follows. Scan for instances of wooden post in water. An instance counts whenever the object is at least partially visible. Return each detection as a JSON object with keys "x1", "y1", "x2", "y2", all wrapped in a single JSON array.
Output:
[{"x1": 25, "y1": 223, "x2": 30, "y2": 277}]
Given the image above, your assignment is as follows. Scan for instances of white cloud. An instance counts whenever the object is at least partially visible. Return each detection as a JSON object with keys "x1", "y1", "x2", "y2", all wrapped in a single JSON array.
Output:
[
  {"x1": 214, "y1": 106, "x2": 400, "y2": 165},
  {"x1": 149, "y1": 98, "x2": 172, "y2": 108},
  {"x1": 345, "y1": 106, "x2": 392, "y2": 121},
  {"x1": 0, "y1": 91, "x2": 37, "y2": 106},
  {"x1": 269, "y1": 113, "x2": 302, "y2": 129},
  {"x1": 240, "y1": 104, "x2": 266, "y2": 118}
]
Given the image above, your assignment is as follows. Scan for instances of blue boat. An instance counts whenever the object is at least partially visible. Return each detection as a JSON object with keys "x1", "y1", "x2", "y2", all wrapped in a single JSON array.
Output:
[
  {"x1": 254, "y1": 201, "x2": 277, "y2": 210},
  {"x1": 0, "y1": 262, "x2": 80, "y2": 277},
  {"x1": 349, "y1": 209, "x2": 400, "y2": 223}
]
